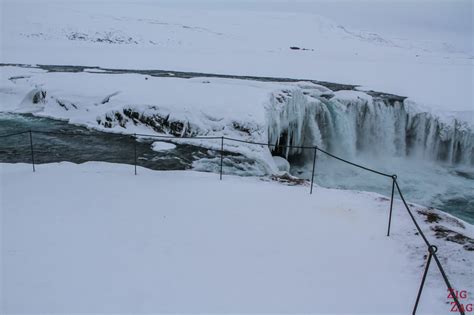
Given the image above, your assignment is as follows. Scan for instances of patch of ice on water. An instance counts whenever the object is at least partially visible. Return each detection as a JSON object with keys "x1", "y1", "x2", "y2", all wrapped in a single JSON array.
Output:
[{"x1": 151, "y1": 141, "x2": 176, "y2": 152}]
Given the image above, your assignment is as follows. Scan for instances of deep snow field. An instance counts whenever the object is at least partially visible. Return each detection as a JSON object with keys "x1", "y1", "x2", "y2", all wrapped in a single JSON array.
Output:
[{"x1": 1, "y1": 162, "x2": 473, "y2": 313}]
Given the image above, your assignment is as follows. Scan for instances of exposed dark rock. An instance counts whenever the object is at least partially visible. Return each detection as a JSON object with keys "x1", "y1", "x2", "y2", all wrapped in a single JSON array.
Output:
[
  {"x1": 444, "y1": 215, "x2": 466, "y2": 229},
  {"x1": 417, "y1": 207, "x2": 465, "y2": 229},
  {"x1": 290, "y1": 46, "x2": 314, "y2": 51},
  {"x1": 271, "y1": 173, "x2": 307, "y2": 186},
  {"x1": 320, "y1": 93, "x2": 334, "y2": 100},
  {"x1": 123, "y1": 108, "x2": 139, "y2": 120},
  {"x1": 365, "y1": 90, "x2": 407, "y2": 103},
  {"x1": 56, "y1": 99, "x2": 77, "y2": 111},
  {"x1": 114, "y1": 112, "x2": 126, "y2": 128},
  {"x1": 417, "y1": 209, "x2": 441, "y2": 223},
  {"x1": 431, "y1": 225, "x2": 474, "y2": 250},
  {"x1": 463, "y1": 243, "x2": 474, "y2": 251},
  {"x1": 56, "y1": 100, "x2": 68, "y2": 111},
  {"x1": 8, "y1": 75, "x2": 30, "y2": 81},
  {"x1": 232, "y1": 122, "x2": 253, "y2": 135},
  {"x1": 101, "y1": 91, "x2": 120, "y2": 104},
  {"x1": 446, "y1": 233, "x2": 468, "y2": 245},
  {"x1": 32, "y1": 90, "x2": 47, "y2": 104},
  {"x1": 66, "y1": 31, "x2": 139, "y2": 45},
  {"x1": 121, "y1": 108, "x2": 194, "y2": 136}
]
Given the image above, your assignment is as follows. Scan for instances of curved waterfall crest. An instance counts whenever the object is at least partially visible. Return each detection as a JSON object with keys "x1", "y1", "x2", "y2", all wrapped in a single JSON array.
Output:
[{"x1": 266, "y1": 86, "x2": 473, "y2": 166}]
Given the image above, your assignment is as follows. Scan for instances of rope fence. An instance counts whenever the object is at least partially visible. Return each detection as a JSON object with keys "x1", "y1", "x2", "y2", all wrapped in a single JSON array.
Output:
[{"x1": 0, "y1": 129, "x2": 465, "y2": 314}]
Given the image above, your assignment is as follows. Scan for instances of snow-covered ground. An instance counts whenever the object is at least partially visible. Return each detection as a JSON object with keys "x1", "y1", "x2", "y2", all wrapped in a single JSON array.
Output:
[
  {"x1": 1, "y1": 1, "x2": 472, "y2": 312},
  {"x1": 1, "y1": 0, "x2": 473, "y2": 111},
  {"x1": 1, "y1": 162, "x2": 473, "y2": 313}
]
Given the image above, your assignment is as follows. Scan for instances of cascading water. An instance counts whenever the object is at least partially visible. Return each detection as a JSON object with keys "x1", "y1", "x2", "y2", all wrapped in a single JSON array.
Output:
[
  {"x1": 266, "y1": 84, "x2": 474, "y2": 223},
  {"x1": 267, "y1": 86, "x2": 473, "y2": 166}
]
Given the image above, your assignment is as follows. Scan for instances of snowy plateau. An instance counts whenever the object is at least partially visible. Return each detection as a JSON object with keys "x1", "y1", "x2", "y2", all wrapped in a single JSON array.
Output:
[{"x1": 0, "y1": 0, "x2": 473, "y2": 314}]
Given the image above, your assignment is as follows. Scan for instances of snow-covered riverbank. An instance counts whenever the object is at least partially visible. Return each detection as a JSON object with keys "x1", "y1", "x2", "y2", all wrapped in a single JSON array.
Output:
[{"x1": 1, "y1": 162, "x2": 473, "y2": 313}]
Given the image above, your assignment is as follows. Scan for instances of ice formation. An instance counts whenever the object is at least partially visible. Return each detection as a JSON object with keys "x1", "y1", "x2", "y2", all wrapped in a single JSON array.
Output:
[
  {"x1": 266, "y1": 85, "x2": 473, "y2": 166},
  {"x1": 151, "y1": 141, "x2": 177, "y2": 152}
]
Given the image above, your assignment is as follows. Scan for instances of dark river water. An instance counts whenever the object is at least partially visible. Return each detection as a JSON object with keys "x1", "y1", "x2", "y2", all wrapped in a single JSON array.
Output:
[{"x1": 0, "y1": 113, "x2": 219, "y2": 171}]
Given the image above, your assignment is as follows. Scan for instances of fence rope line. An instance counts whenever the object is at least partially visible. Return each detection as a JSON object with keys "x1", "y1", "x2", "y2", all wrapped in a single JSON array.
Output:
[
  {"x1": 136, "y1": 133, "x2": 224, "y2": 140},
  {"x1": 32, "y1": 130, "x2": 134, "y2": 137},
  {"x1": 395, "y1": 180, "x2": 464, "y2": 314},
  {"x1": 315, "y1": 146, "x2": 393, "y2": 178},
  {"x1": 17, "y1": 131, "x2": 397, "y2": 178},
  {"x1": 394, "y1": 180, "x2": 430, "y2": 247},
  {"x1": 224, "y1": 136, "x2": 316, "y2": 149},
  {"x1": 223, "y1": 137, "x2": 393, "y2": 177},
  {"x1": 0, "y1": 130, "x2": 29, "y2": 138},
  {"x1": 30, "y1": 130, "x2": 226, "y2": 140},
  {"x1": 0, "y1": 129, "x2": 465, "y2": 314}
]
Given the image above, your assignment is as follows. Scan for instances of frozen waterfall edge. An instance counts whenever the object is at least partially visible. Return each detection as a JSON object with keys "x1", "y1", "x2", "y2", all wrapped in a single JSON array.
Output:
[{"x1": 266, "y1": 85, "x2": 473, "y2": 167}]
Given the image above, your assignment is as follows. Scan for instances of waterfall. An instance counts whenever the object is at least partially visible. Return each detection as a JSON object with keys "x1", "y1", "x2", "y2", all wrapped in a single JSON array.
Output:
[{"x1": 266, "y1": 86, "x2": 473, "y2": 166}]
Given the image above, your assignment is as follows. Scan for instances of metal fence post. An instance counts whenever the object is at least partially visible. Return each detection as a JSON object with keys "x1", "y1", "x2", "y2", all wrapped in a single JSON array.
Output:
[
  {"x1": 133, "y1": 133, "x2": 137, "y2": 175},
  {"x1": 310, "y1": 146, "x2": 317, "y2": 194},
  {"x1": 413, "y1": 245, "x2": 436, "y2": 314},
  {"x1": 29, "y1": 130, "x2": 35, "y2": 172},
  {"x1": 387, "y1": 175, "x2": 396, "y2": 236},
  {"x1": 220, "y1": 136, "x2": 224, "y2": 180}
]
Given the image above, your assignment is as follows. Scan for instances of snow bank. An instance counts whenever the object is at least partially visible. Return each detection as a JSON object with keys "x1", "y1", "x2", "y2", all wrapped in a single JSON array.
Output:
[
  {"x1": 1, "y1": 162, "x2": 472, "y2": 313},
  {"x1": 272, "y1": 156, "x2": 290, "y2": 173}
]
